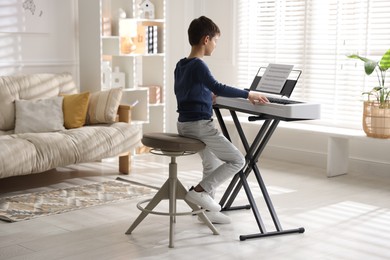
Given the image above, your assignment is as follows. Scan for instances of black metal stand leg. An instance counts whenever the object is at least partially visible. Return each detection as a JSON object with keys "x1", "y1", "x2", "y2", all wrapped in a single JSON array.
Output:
[
  {"x1": 220, "y1": 113, "x2": 271, "y2": 210},
  {"x1": 213, "y1": 107, "x2": 305, "y2": 241},
  {"x1": 219, "y1": 173, "x2": 250, "y2": 211},
  {"x1": 238, "y1": 168, "x2": 267, "y2": 234}
]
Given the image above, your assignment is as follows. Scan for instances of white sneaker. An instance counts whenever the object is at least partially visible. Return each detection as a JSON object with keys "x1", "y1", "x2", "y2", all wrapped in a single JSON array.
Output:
[
  {"x1": 198, "y1": 211, "x2": 231, "y2": 224},
  {"x1": 185, "y1": 188, "x2": 221, "y2": 212}
]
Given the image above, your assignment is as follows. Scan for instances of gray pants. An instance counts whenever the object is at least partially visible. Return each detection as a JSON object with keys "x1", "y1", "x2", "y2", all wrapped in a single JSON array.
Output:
[{"x1": 177, "y1": 119, "x2": 245, "y2": 197}]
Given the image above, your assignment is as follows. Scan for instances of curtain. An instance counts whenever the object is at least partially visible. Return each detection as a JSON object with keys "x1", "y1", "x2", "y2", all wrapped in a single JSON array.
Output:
[{"x1": 237, "y1": 0, "x2": 390, "y2": 128}]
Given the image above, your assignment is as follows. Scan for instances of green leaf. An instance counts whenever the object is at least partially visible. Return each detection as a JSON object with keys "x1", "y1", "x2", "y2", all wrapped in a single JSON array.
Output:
[
  {"x1": 364, "y1": 61, "x2": 377, "y2": 75},
  {"x1": 347, "y1": 54, "x2": 370, "y2": 63},
  {"x1": 347, "y1": 54, "x2": 377, "y2": 75},
  {"x1": 379, "y1": 49, "x2": 390, "y2": 70}
]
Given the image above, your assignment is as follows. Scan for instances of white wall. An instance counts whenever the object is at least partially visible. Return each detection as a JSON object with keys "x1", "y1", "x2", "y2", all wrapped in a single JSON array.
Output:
[
  {"x1": 0, "y1": 0, "x2": 79, "y2": 82},
  {"x1": 166, "y1": 0, "x2": 390, "y2": 176}
]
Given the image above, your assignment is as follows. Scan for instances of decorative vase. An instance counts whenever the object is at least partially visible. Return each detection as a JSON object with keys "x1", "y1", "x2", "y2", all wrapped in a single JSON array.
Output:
[
  {"x1": 362, "y1": 101, "x2": 390, "y2": 138},
  {"x1": 111, "y1": 67, "x2": 125, "y2": 88},
  {"x1": 102, "y1": 61, "x2": 112, "y2": 90}
]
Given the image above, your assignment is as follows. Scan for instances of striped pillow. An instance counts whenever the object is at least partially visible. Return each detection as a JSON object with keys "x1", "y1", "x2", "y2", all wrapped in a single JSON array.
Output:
[{"x1": 87, "y1": 88, "x2": 123, "y2": 124}]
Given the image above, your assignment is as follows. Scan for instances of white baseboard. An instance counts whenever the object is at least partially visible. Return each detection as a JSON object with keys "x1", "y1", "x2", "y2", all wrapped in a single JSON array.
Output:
[{"x1": 261, "y1": 144, "x2": 326, "y2": 169}]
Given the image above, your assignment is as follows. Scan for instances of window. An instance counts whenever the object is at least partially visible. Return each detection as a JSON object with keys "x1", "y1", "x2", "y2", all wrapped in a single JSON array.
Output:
[{"x1": 237, "y1": 0, "x2": 390, "y2": 129}]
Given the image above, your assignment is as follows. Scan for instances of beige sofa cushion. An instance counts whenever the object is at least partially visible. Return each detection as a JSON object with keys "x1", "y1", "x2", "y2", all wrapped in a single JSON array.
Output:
[
  {"x1": 63, "y1": 123, "x2": 141, "y2": 162},
  {"x1": 0, "y1": 136, "x2": 38, "y2": 177},
  {"x1": 0, "y1": 122, "x2": 141, "y2": 178},
  {"x1": 0, "y1": 73, "x2": 77, "y2": 131}
]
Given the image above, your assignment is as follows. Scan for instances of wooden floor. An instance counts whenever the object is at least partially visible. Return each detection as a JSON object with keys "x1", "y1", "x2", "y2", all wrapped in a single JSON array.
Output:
[{"x1": 1, "y1": 154, "x2": 390, "y2": 260}]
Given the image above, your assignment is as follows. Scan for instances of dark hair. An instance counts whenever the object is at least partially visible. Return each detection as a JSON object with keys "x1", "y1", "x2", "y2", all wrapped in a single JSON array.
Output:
[{"x1": 188, "y1": 16, "x2": 221, "y2": 46}]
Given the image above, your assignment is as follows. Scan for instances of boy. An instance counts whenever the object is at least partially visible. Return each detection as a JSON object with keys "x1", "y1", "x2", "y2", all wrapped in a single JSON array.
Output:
[{"x1": 174, "y1": 16, "x2": 269, "y2": 224}]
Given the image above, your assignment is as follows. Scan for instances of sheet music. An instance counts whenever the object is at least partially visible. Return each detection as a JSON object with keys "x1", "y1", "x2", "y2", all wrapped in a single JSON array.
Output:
[{"x1": 256, "y1": 64, "x2": 294, "y2": 93}]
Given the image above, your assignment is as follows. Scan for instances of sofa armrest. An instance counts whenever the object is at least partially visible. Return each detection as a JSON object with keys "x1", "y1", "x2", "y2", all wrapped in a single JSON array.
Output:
[{"x1": 117, "y1": 105, "x2": 131, "y2": 123}]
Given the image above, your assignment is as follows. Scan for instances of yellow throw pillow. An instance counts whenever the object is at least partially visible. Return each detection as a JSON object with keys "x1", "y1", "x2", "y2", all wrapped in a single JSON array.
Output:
[
  {"x1": 87, "y1": 88, "x2": 123, "y2": 124},
  {"x1": 62, "y1": 92, "x2": 90, "y2": 129}
]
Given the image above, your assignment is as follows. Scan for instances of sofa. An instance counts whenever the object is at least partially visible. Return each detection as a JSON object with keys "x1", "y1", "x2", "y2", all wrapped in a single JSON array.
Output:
[{"x1": 0, "y1": 73, "x2": 142, "y2": 179}]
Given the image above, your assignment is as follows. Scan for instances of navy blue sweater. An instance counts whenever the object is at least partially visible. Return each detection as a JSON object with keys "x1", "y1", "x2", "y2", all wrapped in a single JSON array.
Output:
[{"x1": 174, "y1": 58, "x2": 249, "y2": 122}]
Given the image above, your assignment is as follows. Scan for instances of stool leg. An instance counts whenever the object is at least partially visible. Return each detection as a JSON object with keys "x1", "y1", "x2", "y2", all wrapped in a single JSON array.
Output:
[
  {"x1": 184, "y1": 199, "x2": 219, "y2": 236},
  {"x1": 175, "y1": 179, "x2": 188, "y2": 199},
  {"x1": 177, "y1": 181, "x2": 220, "y2": 236},
  {"x1": 125, "y1": 179, "x2": 169, "y2": 234},
  {"x1": 169, "y1": 156, "x2": 177, "y2": 248},
  {"x1": 126, "y1": 153, "x2": 219, "y2": 248}
]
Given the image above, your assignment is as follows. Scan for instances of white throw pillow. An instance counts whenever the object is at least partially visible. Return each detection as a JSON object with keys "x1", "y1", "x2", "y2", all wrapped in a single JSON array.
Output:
[{"x1": 14, "y1": 97, "x2": 65, "y2": 134}]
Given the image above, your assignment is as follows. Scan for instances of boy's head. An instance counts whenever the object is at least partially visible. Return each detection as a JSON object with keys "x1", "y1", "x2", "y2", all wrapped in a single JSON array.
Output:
[{"x1": 188, "y1": 16, "x2": 220, "y2": 46}]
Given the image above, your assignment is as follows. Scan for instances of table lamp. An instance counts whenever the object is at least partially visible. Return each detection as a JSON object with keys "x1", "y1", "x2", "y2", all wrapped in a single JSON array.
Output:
[{"x1": 119, "y1": 19, "x2": 137, "y2": 54}]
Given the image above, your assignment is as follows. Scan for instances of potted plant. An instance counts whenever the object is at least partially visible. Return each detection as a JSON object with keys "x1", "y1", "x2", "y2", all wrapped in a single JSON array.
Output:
[{"x1": 347, "y1": 49, "x2": 390, "y2": 138}]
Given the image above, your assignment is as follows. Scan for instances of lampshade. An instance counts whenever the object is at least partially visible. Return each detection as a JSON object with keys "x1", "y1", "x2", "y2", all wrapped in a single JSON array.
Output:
[{"x1": 119, "y1": 19, "x2": 137, "y2": 37}]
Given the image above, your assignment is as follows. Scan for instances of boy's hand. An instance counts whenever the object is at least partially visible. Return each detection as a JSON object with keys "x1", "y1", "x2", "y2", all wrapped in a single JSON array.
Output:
[
  {"x1": 211, "y1": 93, "x2": 217, "y2": 104},
  {"x1": 248, "y1": 91, "x2": 269, "y2": 104}
]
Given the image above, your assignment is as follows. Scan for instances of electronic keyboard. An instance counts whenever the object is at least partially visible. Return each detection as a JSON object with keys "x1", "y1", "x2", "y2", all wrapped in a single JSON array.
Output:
[{"x1": 214, "y1": 96, "x2": 321, "y2": 120}]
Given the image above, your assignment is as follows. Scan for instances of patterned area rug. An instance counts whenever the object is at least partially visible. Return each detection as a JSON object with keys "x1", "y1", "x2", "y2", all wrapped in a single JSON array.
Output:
[{"x1": 0, "y1": 178, "x2": 156, "y2": 222}]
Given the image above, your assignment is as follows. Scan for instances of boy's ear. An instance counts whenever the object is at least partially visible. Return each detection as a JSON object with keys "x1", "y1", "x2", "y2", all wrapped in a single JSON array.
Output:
[{"x1": 202, "y1": 35, "x2": 210, "y2": 45}]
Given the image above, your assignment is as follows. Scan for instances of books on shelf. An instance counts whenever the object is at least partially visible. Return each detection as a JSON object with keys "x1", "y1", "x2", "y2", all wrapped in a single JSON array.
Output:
[
  {"x1": 145, "y1": 26, "x2": 158, "y2": 54},
  {"x1": 135, "y1": 25, "x2": 158, "y2": 54},
  {"x1": 102, "y1": 17, "x2": 111, "y2": 36}
]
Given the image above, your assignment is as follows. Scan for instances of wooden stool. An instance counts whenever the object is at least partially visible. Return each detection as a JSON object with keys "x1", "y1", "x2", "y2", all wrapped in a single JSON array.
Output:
[{"x1": 125, "y1": 132, "x2": 219, "y2": 248}]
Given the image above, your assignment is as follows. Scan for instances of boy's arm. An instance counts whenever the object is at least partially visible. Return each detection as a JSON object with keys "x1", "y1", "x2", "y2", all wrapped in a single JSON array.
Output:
[{"x1": 199, "y1": 59, "x2": 268, "y2": 103}]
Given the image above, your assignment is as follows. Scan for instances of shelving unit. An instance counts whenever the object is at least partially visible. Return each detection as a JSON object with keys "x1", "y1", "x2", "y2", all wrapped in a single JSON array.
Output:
[{"x1": 78, "y1": 0, "x2": 166, "y2": 133}]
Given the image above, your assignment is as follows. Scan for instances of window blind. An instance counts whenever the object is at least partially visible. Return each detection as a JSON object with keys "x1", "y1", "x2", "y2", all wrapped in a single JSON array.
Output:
[{"x1": 237, "y1": 0, "x2": 390, "y2": 129}]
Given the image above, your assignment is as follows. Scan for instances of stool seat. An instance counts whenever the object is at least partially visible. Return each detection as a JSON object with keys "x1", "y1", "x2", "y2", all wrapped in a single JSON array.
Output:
[
  {"x1": 126, "y1": 132, "x2": 218, "y2": 248},
  {"x1": 142, "y1": 132, "x2": 205, "y2": 152}
]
